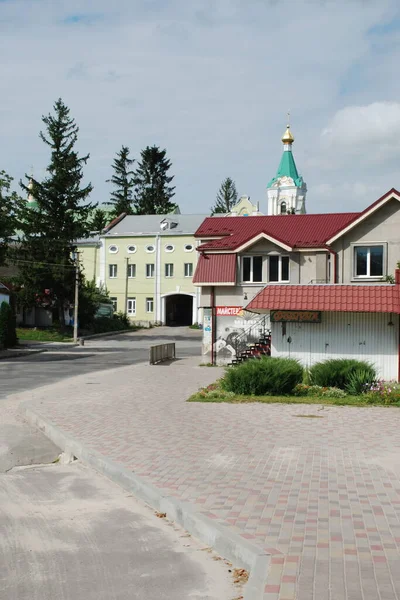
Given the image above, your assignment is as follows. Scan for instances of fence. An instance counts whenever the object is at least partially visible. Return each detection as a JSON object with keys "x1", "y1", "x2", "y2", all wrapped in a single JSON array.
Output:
[{"x1": 149, "y1": 343, "x2": 176, "y2": 365}]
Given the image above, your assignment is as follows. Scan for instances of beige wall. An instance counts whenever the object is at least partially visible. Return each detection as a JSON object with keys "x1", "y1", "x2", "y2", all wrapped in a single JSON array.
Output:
[
  {"x1": 333, "y1": 198, "x2": 400, "y2": 284},
  {"x1": 78, "y1": 245, "x2": 99, "y2": 282}
]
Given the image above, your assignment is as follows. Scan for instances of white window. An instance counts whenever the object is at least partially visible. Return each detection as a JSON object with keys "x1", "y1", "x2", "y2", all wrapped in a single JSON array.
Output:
[
  {"x1": 127, "y1": 245, "x2": 137, "y2": 254},
  {"x1": 127, "y1": 263, "x2": 136, "y2": 278},
  {"x1": 268, "y1": 256, "x2": 290, "y2": 282},
  {"x1": 242, "y1": 256, "x2": 263, "y2": 283},
  {"x1": 165, "y1": 244, "x2": 175, "y2": 253},
  {"x1": 184, "y1": 263, "x2": 193, "y2": 277},
  {"x1": 146, "y1": 263, "x2": 155, "y2": 278},
  {"x1": 109, "y1": 264, "x2": 117, "y2": 278},
  {"x1": 146, "y1": 297, "x2": 154, "y2": 313},
  {"x1": 146, "y1": 244, "x2": 155, "y2": 253},
  {"x1": 127, "y1": 298, "x2": 136, "y2": 316},
  {"x1": 184, "y1": 244, "x2": 194, "y2": 252},
  {"x1": 354, "y1": 245, "x2": 384, "y2": 278},
  {"x1": 108, "y1": 245, "x2": 118, "y2": 254},
  {"x1": 165, "y1": 263, "x2": 174, "y2": 278},
  {"x1": 110, "y1": 297, "x2": 117, "y2": 311}
]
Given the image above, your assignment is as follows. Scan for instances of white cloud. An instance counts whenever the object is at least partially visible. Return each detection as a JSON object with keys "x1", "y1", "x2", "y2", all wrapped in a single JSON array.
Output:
[{"x1": 1, "y1": 0, "x2": 400, "y2": 215}]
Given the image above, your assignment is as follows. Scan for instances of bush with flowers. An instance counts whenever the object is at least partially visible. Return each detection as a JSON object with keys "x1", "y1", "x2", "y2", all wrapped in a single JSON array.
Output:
[
  {"x1": 293, "y1": 384, "x2": 347, "y2": 399},
  {"x1": 195, "y1": 381, "x2": 236, "y2": 401},
  {"x1": 363, "y1": 380, "x2": 400, "y2": 404}
]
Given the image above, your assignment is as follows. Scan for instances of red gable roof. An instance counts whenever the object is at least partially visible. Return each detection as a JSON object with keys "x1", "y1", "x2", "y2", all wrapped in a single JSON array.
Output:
[
  {"x1": 195, "y1": 213, "x2": 360, "y2": 251},
  {"x1": 193, "y1": 254, "x2": 237, "y2": 285},
  {"x1": 246, "y1": 284, "x2": 400, "y2": 314}
]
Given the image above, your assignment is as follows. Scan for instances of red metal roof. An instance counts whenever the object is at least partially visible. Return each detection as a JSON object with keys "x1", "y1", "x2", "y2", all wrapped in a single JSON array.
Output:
[
  {"x1": 246, "y1": 284, "x2": 400, "y2": 314},
  {"x1": 193, "y1": 254, "x2": 237, "y2": 285},
  {"x1": 195, "y1": 213, "x2": 360, "y2": 251}
]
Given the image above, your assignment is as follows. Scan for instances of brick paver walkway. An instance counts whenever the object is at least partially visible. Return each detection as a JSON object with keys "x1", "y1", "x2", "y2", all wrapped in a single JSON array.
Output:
[{"x1": 17, "y1": 358, "x2": 400, "y2": 599}]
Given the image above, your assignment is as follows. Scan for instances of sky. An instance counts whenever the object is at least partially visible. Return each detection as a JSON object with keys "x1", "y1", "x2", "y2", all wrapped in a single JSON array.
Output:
[{"x1": 1, "y1": 0, "x2": 400, "y2": 215}]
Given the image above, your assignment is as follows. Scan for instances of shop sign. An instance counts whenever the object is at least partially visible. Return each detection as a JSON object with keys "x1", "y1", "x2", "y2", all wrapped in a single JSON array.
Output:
[
  {"x1": 271, "y1": 310, "x2": 321, "y2": 323},
  {"x1": 216, "y1": 306, "x2": 243, "y2": 317}
]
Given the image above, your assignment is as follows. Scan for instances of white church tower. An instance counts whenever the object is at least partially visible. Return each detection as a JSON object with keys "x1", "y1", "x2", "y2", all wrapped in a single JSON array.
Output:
[{"x1": 267, "y1": 122, "x2": 307, "y2": 215}]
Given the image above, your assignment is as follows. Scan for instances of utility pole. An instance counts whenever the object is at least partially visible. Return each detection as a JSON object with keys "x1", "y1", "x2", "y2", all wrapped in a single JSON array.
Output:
[
  {"x1": 125, "y1": 257, "x2": 129, "y2": 315},
  {"x1": 73, "y1": 252, "x2": 80, "y2": 343}
]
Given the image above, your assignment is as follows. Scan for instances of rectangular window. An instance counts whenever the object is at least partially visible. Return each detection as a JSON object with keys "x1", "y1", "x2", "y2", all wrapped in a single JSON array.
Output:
[
  {"x1": 269, "y1": 256, "x2": 290, "y2": 282},
  {"x1": 146, "y1": 297, "x2": 154, "y2": 313},
  {"x1": 184, "y1": 263, "x2": 193, "y2": 277},
  {"x1": 110, "y1": 297, "x2": 117, "y2": 312},
  {"x1": 146, "y1": 263, "x2": 155, "y2": 278},
  {"x1": 127, "y1": 297, "x2": 136, "y2": 316},
  {"x1": 242, "y1": 256, "x2": 263, "y2": 283},
  {"x1": 165, "y1": 263, "x2": 174, "y2": 278},
  {"x1": 109, "y1": 264, "x2": 117, "y2": 278},
  {"x1": 354, "y1": 245, "x2": 383, "y2": 277},
  {"x1": 127, "y1": 263, "x2": 136, "y2": 278}
]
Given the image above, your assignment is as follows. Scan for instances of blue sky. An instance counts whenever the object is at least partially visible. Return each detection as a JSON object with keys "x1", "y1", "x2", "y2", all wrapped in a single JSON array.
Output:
[{"x1": 1, "y1": 0, "x2": 400, "y2": 214}]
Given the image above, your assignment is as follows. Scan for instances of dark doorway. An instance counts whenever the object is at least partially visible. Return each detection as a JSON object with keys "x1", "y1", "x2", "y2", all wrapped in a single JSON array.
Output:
[{"x1": 165, "y1": 295, "x2": 193, "y2": 326}]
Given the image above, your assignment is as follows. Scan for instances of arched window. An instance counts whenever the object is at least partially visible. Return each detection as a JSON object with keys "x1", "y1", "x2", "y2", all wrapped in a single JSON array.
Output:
[{"x1": 280, "y1": 201, "x2": 287, "y2": 214}]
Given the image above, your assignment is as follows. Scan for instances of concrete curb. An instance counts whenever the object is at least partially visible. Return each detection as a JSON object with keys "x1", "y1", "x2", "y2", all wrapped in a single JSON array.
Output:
[
  {"x1": 0, "y1": 348, "x2": 47, "y2": 361},
  {"x1": 22, "y1": 403, "x2": 270, "y2": 599},
  {"x1": 79, "y1": 328, "x2": 136, "y2": 341}
]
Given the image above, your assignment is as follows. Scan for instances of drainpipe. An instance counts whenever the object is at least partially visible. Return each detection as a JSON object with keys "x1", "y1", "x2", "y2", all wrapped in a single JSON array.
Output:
[
  {"x1": 211, "y1": 286, "x2": 216, "y2": 365},
  {"x1": 325, "y1": 245, "x2": 338, "y2": 284},
  {"x1": 396, "y1": 269, "x2": 400, "y2": 382}
]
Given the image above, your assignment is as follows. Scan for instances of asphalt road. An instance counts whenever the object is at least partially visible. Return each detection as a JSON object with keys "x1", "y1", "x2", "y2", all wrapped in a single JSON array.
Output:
[
  {"x1": 0, "y1": 327, "x2": 202, "y2": 400},
  {"x1": 0, "y1": 328, "x2": 237, "y2": 600}
]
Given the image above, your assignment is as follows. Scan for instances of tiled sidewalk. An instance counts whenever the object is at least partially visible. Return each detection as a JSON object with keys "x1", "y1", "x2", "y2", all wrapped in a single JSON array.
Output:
[{"x1": 17, "y1": 358, "x2": 400, "y2": 599}]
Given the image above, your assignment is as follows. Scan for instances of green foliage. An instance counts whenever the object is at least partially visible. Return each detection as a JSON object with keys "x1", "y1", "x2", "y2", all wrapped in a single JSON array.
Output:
[
  {"x1": 211, "y1": 177, "x2": 238, "y2": 214},
  {"x1": 0, "y1": 171, "x2": 23, "y2": 266},
  {"x1": 222, "y1": 357, "x2": 303, "y2": 396},
  {"x1": 16, "y1": 327, "x2": 72, "y2": 342},
  {"x1": 89, "y1": 312, "x2": 132, "y2": 334},
  {"x1": 15, "y1": 98, "x2": 94, "y2": 328},
  {"x1": 133, "y1": 145, "x2": 177, "y2": 214},
  {"x1": 309, "y1": 358, "x2": 376, "y2": 390},
  {"x1": 0, "y1": 301, "x2": 17, "y2": 348},
  {"x1": 89, "y1": 207, "x2": 109, "y2": 232},
  {"x1": 294, "y1": 384, "x2": 347, "y2": 398},
  {"x1": 345, "y1": 368, "x2": 377, "y2": 395},
  {"x1": 105, "y1": 145, "x2": 135, "y2": 217},
  {"x1": 78, "y1": 279, "x2": 111, "y2": 329},
  {"x1": 363, "y1": 380, "x2": 400, "y2": 404}
]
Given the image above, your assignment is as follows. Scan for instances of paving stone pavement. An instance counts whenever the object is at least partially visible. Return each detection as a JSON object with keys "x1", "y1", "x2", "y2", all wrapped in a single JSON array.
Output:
[{"x1": 14, "y1": 357, "x2": 400, "y2": 600}]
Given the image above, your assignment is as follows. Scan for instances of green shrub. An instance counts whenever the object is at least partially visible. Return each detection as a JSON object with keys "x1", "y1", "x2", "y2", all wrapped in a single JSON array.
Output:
[
  {"x1": 293, "y1": 383, "x2": 347, "y2": 398},
  {"x1": 0, "y1": 301, "x2": 17, "y2": 349},
  {"x1": 345, "y1": 368, "x2": 377, "y2": 395},
  {"x1": 89, "y1": 313, "x2": 131, "y2": 334},
  {"x1": 309, "y1": 359, "x2": 376, "y2": 390},
  {"x1": 222, "y1": 357, "x2": 303, "y2": 396}
]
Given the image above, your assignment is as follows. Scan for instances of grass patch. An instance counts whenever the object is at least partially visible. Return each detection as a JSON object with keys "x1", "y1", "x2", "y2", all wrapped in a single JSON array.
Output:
[
  {"x1": 17, "y1": 328, "x2": 73, "y2": 342},
  {"x1": 188, "y1": 385, "x2": 400, "y2": 407}
]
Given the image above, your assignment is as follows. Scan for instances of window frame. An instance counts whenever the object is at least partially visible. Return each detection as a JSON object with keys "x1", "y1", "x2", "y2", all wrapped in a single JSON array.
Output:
[
  {"x1": 165, "y1": 263, "x2": 174, "y2": 278},
  {"x1": 352, "y1": 243, "x2": 386, "y2": 279},
  {"x1": 241, "y1": 255, "x2": 264, "y2": 283},
  {"x1": 184, "y1": 244, "x2": 194, "y2": 252},
  {"x1": 109, "y1": 264, "x2": 118, "y2": 278},
  {"x1": 146, "y1": 297, "x2": 154, "y2": 313},
  {"x1": 184, "y1": 262, "x2": 193, "y2": 278},
  {"x1": 127, "y1": 263, "x2": 136, "y2": 279},
  {"x1": 164, "y1": 244, "x2": 175, "y2": 253},
  {"x1": 127, "y1": 245, "x2": 137, "y2": 254},
  {"x1": 146, "y1": 263, "x2": 155, "y2": 278},
  {"x1": 110, "y1": 297, "x2": 117, "y2": 312},
  {"x1": 268, "y1": 255, "x2": 290, "y2": 283},
  {"x1": 108, "y1": 245, "x2": 118, "y2": 254},
  {"x1": 145, "y1": 244, "x2": 155, "y2": 253},
  {"x1": 127, "y1": 297, "x2": 136, "y2": 316}
]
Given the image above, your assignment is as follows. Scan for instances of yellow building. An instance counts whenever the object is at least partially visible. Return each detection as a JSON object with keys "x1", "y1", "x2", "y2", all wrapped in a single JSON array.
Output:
[{"x1": 77, "y1": 213, "x2": 208, "y2": 326}]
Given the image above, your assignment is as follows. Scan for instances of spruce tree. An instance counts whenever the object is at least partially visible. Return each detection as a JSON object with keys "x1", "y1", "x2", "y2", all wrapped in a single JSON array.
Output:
[
  {"x1": 0, "y1": 171, "x2": 22, "y2": 266},
  {"x1": 16, "y1": 98, "x2": 94, "y2": 329},
  {"x1": 105, "y1": 145, "x2": 135, "y2": 217},
  {"x1": 211, "y1": 177, "x2": 238, "y2": 214},
  {"x1": 90, "y1": 207, "x2": 109, "y2": 232},
  {"x1": 133, "y1": 145, "x2": 177, "y2": 214}
]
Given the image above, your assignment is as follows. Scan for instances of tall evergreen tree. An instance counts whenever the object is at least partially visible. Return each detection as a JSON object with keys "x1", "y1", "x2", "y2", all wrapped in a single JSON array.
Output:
[
  {"x1": 16, "y1": 98, "x2": 94, "y2": 328},
  {"x1": 0, "y1": 171, "x2": 22, "y2": 267},
  {"x1": 89, "y1": 207, "x2": 109, "y2": 232},
  {"x1": 133, "y1": 145, "x2": 177, "y2": 214},
  {"x1": 211, "y1": 177, "x2": 238, "y2": 214},
  {"x1": 105, "y1": 145, "x2": 135, "y2": 217}
]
